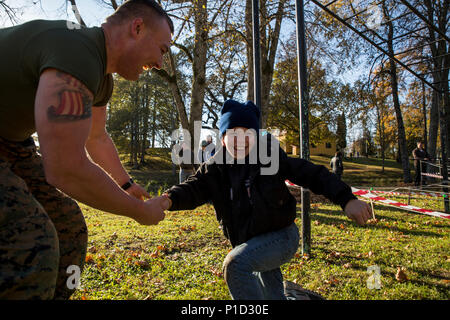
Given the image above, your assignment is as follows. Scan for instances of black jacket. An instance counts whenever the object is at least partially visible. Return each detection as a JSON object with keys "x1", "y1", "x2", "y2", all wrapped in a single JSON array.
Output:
[
  {"x1": 412, "y1": 148, "x2": 429, "y2": 167},
  {"x1": 166, "y1": 135, "x2": 356, "y2": 247}
]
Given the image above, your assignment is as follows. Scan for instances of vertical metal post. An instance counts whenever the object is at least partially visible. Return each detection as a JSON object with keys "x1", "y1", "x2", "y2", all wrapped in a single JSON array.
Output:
[
  {"x1": 252, "y1": 0, "x2": 262, "y2": 114},
  {"x1": 438, "y1": 94, "x2": 450, "y2": 212},
  {"x1": 420, "y1": 160, "x2": 422, "y2": 187},
  {"x1": 295, "y1": 0, "x2": 311, "y2": 255}
]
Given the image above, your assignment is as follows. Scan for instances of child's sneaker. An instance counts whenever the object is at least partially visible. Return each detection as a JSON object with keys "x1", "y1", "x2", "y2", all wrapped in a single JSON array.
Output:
[{"x1": 283, "y1": 281, "x2": 325, "y2": 300}]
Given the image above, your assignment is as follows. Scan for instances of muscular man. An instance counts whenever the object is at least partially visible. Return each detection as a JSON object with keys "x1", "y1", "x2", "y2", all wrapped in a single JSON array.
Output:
[{"x1": 0, "y1": 0, "x2": 172, "y2": 299}]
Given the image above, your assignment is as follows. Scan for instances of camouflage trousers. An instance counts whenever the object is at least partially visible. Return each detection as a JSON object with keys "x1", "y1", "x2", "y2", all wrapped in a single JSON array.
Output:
[{"x1": 0, "y1": 136, "x2": 87, "y2": 300}]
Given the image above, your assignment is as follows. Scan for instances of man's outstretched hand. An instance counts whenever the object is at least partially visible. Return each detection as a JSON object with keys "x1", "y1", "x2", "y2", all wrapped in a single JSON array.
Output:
[
  {"x1": 344, "y1": 199, "x2": 372, "y2": 226},
  {"x1": 126, "y1": 183, "x2": 151, "y2": 200}
]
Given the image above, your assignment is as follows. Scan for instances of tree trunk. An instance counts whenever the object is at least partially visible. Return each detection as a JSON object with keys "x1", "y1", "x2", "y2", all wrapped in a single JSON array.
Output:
[
  {"x1": 189, "y1": 0, "x2": 208, "y2": 151},
  {"x1": 153, "y1": 0, "x2": 209, "y2": 153},
  {"x1": 259, "y1": 0, "x2": 286, "y2": 128},
  {"x1": 383, "y1": 1, "x2": 411, "y2": 182},
  {"x1": 130, "y1": 88, "x2": 139, "y2": 168},
  {"x1": 154, "y1": 52, "x2": 189, "y2": 131},
  {"x1": 140, "y1": 82, "x2": 150, "y2": 165},
  {"x1": 376, "y1": 103, "x2": 385, "y2": 173},
  {"x1": 151, "y1": 95, "x2": 156, "y2": 149},
  {"x1": 422, "y1": 81, "x2": 428, "y2": 149},
  {"x1": 424, "y1": 0, "x2": 449, "y2": 161},
  {"x1": 428, "y1": 88, "x2": 439, "y2": 160},
  {"x1": 245, "y1": 0, "x2": 286, "y2": 127}
]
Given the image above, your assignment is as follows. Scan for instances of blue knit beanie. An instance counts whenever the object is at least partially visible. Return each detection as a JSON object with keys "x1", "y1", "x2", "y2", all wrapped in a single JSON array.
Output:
[{"x1": 219, "y1": 100, "x2": 260, "y2": 137}]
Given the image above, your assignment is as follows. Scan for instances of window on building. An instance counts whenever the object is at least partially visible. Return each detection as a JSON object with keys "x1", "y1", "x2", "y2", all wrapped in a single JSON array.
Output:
[{"x1": 325, "y1": 142, "x2": 332, "y2": 148}]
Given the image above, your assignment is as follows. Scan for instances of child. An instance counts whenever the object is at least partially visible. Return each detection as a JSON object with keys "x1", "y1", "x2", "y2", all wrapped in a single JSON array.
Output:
[{"x1": 163, "y1": 99, "x2": 372, "y2": 300}]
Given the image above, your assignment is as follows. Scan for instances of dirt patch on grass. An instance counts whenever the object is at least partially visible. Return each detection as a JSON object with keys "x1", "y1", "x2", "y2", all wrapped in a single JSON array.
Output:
[{"x1": 287, "y1": 186, "x2": 332, "y2": 204}]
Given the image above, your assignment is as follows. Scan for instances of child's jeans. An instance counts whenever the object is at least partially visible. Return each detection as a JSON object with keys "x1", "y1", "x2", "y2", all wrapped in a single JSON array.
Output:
[{"x1": 222, "y1": 222, "x2": 299, "y2": 300}]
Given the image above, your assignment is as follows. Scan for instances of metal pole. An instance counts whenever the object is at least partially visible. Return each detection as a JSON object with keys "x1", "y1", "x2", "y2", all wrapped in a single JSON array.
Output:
[
  {"x1": 252, "y1": 0, "x2": 262, "y2": 116},
  {"x1": 437, "y1": 83, "x2": 450, "y2": 212},
  {"x1": 295, "y1": 0, "x2": 311, "y2": 255}
]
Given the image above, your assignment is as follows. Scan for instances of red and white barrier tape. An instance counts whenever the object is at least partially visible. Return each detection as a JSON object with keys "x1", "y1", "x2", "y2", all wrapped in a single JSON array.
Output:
[
  {"x1": 351, "y1": 188, "x2": 450, "y2": 219},
  {"x1": 369, "y1": 189, "x2": 446, "y2": 198},
  {"x1": 422, "y1": 172, "x2": 443, "y2": 179},
  {"x1": 285, "y1": 180, "x2": 300, "y2": 188},
  {"x1": 284, "y1": 180, "x2": 450, "y2": 219}
]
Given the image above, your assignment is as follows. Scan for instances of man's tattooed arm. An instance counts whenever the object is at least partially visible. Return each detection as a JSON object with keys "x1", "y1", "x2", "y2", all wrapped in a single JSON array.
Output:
[{"x1": 47, "y1": 71, "x2": 93, "y2": 122}]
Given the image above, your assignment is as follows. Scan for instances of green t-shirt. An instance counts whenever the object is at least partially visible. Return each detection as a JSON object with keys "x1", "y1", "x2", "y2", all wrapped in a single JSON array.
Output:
[{"x1": 0, "y1": 20, "x2": 114, "y2": 141}]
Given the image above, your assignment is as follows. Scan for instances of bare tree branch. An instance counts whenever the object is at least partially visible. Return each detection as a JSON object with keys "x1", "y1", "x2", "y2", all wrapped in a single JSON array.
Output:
[{"x1": 67, "y1": 0, "x2": 87, "y2": 27}]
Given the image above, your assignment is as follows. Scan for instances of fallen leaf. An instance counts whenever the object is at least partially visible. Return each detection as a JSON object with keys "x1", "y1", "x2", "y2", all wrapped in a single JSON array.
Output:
[
  {"x1": 97, "y1": 254, "x2": 106, "y2": 261},
  {"x1": 209, "y1": 268, "x2": 223, "y2": 277},
  {"x1": 329, "y1": 251, "x2": 341, "y2": 258},
  {"x1": 395, "y1": 267, "x2": 408, "y2": 282},
  {"x1": 324, "y1": 278, "x2": 339, "y2": 286},
  {"x1": 88, "y1": 246, "x2": 97, "y2": 253},
  {"x1": 85, "y1": 254, "x2": 95, "y2": 264},
  {"x1": 135, "y1": 260, "x2": 150, "y2": 268}
]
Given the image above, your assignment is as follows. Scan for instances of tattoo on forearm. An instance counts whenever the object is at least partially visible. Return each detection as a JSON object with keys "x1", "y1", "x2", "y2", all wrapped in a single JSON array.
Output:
[{"x1": 47, "y1": 72, "x2": 93, "y2": 122}]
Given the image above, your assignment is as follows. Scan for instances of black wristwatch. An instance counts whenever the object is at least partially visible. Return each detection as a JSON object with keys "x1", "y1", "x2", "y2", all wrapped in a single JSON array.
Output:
[{"x1": 121, "y1": 178, "x2": 134, "y2": 190}]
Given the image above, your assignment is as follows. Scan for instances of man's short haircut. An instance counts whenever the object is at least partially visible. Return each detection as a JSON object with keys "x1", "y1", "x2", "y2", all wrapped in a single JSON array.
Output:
[{"x1": 106, "y1": 0, "x2": 174, "y2": 34}]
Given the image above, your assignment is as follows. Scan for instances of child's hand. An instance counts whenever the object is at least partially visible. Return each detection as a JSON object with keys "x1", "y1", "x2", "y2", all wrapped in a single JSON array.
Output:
[
  {"x1": 160, "y1": 193, "x2": 172, "y2": 210},
  {"x1": 344, "y1": 199, "x2": 372, "y2": 226},
  {"x1": 153, "y1": 195, "x2": 171, "y2": 210}
]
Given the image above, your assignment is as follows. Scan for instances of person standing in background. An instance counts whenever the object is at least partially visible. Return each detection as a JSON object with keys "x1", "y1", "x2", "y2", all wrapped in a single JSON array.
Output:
[
  {"x1": 330, "y1": 151, "x2": 344, "y2": 180},
  {"x1": 412, "y1": 141, "x2": 430, "y2": 186}
]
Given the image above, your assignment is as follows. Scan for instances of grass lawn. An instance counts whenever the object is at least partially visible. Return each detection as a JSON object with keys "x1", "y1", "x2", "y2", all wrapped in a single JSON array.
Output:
[
  {"x1": 71, "y1": 152, "x2": 449, "y2": 300},
  {"x1": 309, "y1": 155, "x2": 409, "y2": 187}
]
